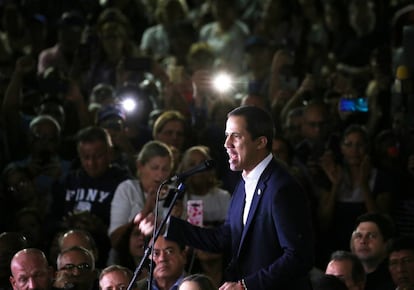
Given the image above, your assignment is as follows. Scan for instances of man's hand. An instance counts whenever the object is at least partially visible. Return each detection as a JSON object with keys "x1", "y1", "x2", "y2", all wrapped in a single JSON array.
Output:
[{"x1": 134, "y1": 212, "x2": 156, "y2": 236}]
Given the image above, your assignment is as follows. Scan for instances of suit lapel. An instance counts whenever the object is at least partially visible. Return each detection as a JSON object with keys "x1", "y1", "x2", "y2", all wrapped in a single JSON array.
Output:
[
  {"x1": 236, "y1": 182, "x2": 266, "y2": 256},
  {"x1": 231, "y1": 180, "x2": 245, "y2": 257}
]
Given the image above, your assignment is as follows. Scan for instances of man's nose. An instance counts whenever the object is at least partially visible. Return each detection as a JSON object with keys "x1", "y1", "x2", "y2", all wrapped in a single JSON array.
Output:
[{"x1": 224, "y1": 136, "x2": 231, "y2": 148}]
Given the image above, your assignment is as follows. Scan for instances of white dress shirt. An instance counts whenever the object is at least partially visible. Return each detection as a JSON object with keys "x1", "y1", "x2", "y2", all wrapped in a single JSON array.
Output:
[{"x1": 242, "y1": 153, "x2": 273, "y2": 225}]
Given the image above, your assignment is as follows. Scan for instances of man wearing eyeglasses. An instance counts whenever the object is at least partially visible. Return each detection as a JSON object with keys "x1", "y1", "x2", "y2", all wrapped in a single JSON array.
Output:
[
  {"x1": 350, "y1": 213, "x2": 395, "y2": 290},
  {"x1": 388, "y1": 236, "x2": 414, "y2": 290},
  {"x1": 10, "y1": 248, "x2": 54, "y2": 290},
  {"x1": 54, "y1": 246, "x2": 98, "y2": 290}
]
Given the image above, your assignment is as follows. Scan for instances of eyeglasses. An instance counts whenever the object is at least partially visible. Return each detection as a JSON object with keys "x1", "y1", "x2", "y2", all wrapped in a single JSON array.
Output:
[
  {"x1": 60, "y1": 263, "x2": 91, "y2": 272},
  {"x1": 352, "y1": 231, "x2": 379, "y2": 241},
  {"x1": 389, "y1": 256, "x2": 414, "y2": 269}
]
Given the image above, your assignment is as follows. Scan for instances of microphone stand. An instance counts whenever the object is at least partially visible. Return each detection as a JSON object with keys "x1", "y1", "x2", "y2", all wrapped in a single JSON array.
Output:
[{"x1": 126, "y1": 182, "x2": 186, "y2": 290}]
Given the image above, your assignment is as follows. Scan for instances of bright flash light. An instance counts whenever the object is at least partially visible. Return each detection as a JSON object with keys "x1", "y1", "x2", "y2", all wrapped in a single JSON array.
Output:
[
  {"x1": 121, "y1": 97, "x2": 136, "y2": 112},
  {"x1": 212, "y1": 73, "x2": 233, "y2": 93}
]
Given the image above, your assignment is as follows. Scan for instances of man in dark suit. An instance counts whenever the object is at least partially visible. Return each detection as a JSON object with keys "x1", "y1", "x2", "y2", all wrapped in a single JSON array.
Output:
[{"x1": 156, "y1": 105, "x2": 315, "y2": 289}]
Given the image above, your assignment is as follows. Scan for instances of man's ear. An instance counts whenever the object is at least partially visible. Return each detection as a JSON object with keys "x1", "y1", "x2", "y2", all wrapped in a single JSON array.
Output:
[
  {"x1": 256, "y1": 136, "x2": 268, "y2": 150},
  {"x1": 9, "y1": 276, "x2": 16, "y2": 290}
]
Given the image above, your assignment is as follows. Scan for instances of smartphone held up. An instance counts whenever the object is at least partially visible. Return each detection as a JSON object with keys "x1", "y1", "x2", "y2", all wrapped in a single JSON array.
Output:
[{"x1": 339, "y1": 97, "x2": 368, "y2": 113}]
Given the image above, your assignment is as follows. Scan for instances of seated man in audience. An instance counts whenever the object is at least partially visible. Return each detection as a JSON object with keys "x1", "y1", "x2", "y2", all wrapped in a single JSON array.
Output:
[
  {"x1": 0, "y1": 232, "x2": 28, "y2": 290},
  {"x1": 51, "y1": 126, "x2": 130, "y2": 227},
  {"x1": 136, "y1": 236, "x2": 187, "y2": 290},
  {"x1": 9, "y1": 248, "x2": 54, "y2": 290},
  {"x1": 58, "y1": 229, "x2": 100, "y2": 268},
  {"x1": 325, "y1": 250, "x2": 366, "y2": 290},
  {"x1": 350, "y1": 213, "x2": 395, "y2": 290},
  {"x1": 388, "y1": 236, "x2": 414, "y2": 290},
  {"x1": 50, "y1": 126, "x2": 131, "y2": 263},
  {"x1": 54, "y1": 246, "x2": 98, "y2": 290},
  {"x1": 99, "y1": 265, "x2": 137, "y2": 290}
]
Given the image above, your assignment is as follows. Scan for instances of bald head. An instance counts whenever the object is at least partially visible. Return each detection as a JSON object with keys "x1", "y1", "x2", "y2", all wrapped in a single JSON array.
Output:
[
  {"x1": 59, "y1": 230, "x2": 98, "y2": 261},
  {"x1": 0, "y1": 232, "x2": 28, "y2": 282},
  {"x1": 10, "y1": 248, "x2": 53, "y2": 290}
]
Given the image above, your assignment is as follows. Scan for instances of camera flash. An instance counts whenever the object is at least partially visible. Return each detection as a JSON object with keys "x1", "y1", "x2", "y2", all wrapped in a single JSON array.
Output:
[{"x1": 212, "y1": 72, "x2": 233, "y2": 93}]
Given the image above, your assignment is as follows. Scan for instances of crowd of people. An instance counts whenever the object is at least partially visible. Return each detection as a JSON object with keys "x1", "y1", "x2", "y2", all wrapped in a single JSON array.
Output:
[{"x1": 0, "y1": 0, "x2": 414, "y2": 289}]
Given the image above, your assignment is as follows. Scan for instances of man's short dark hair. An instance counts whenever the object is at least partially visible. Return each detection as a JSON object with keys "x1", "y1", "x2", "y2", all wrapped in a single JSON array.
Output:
[
  {"x1": 355, "y1": 213, "x2": 396, "y2": 242},
  {"x1": 330, "y1": 250, "x2": 366, "y2": 284},
  {"x1": 76, "y1": 126, "x2": 112, "y2": 147},
  {"x1": 227, "y1": 105, "x2": 274, "y2": 151},
  {"x1": 387, "y1": 236, "x2": 414, "y2": 254}
]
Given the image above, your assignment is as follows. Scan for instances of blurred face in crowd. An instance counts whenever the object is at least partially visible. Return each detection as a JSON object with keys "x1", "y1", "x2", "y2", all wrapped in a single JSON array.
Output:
[
  {"x1": 154, "y1": 120, "x2": 185, "y2": 151},
  {"x1": 6, "y1": 169, "x2": 36, "y2": 205},
  {"x1": 341, "y1": 131, "x2": 367, "y2": 167},
  {"x1": 99, "y1": 269, "x2": 131, "y2": 290},
  {"x1": 78, "y1": 140, "x2": 112, "y2": 178},
  {"x1": 129, "y1": 227, "x2": 145, "y2": 259},
  {"x1": 180, "y1": 149, "x2": 212, "y2": 190},
  {"x1": 31, "y1": 121, "x2": 60, "y2": 161},
  {"x1": 272, "y1": 138, "x2": 291, "y2": 165},
  {"x1": 350, "y1": 222, "x2": 387, "y2": 264},
  {"x1": 388, "y1": 249, "x2": 414, "y2": 290},
  {"x1": 138, "y1": 155, "x2": 172, "y2": 194},
  {"x1": 326, "y1": 259, "x2": 363, "y2": 290},
  {"x1": 301, "y1": 104, "x2": 328, "y2": 143},
  {"x1": 56, "y1": 249, "x2": 96, "y2": 290},
  {"x1": 100, "y1": 23, "x2": 125, "y2": 60}
]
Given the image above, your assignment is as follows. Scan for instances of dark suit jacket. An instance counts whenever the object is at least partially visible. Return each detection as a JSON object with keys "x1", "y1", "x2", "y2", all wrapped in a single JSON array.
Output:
[{"x1": 166, "y1": 157, "x2": 314, "y2": 290}]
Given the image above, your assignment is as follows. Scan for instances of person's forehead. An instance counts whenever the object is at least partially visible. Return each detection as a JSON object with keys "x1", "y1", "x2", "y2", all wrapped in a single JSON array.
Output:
[
  {"x1": 100, "y1": 271, "x2": 129, "y2": 285},
  {"x1": 78, "y1": 140, "x2": 108, "y2": 151},
  {"x1": 32, "y1": 121, "x2": 58, "y2": 134},
  {"x1": 59, "y1": 250, "x2": 91, "y2": 265},
  {"x1": 226, "y1": 115, "x2": 247, "y2": 129},
  {"x1": 61, "y1": 233, "x2": 90, "y2": 249},
  {"x1": 304, "y1": 106, "x2": 326, "y2": 120},
  {"x1": 154, "y1": 238, "x2": 178, "y2": 250},
  {"x1": 390, "y1": 249, "x2": 414, "y2": 259},
  {"x1": 160, "y1": 120, "x2": 184, "y2": 131},
  {"x1": 13, "y1": 253, "x2": 46, "y2": 271},
  {"x1": 356, "y1": 221, "x2": 380, "y2": 232}
]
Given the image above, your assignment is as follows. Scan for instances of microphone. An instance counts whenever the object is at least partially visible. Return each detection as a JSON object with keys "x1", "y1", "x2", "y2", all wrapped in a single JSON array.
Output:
[{"x1": 168, "y1": 159, "x2": 215, "y2": 183}]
